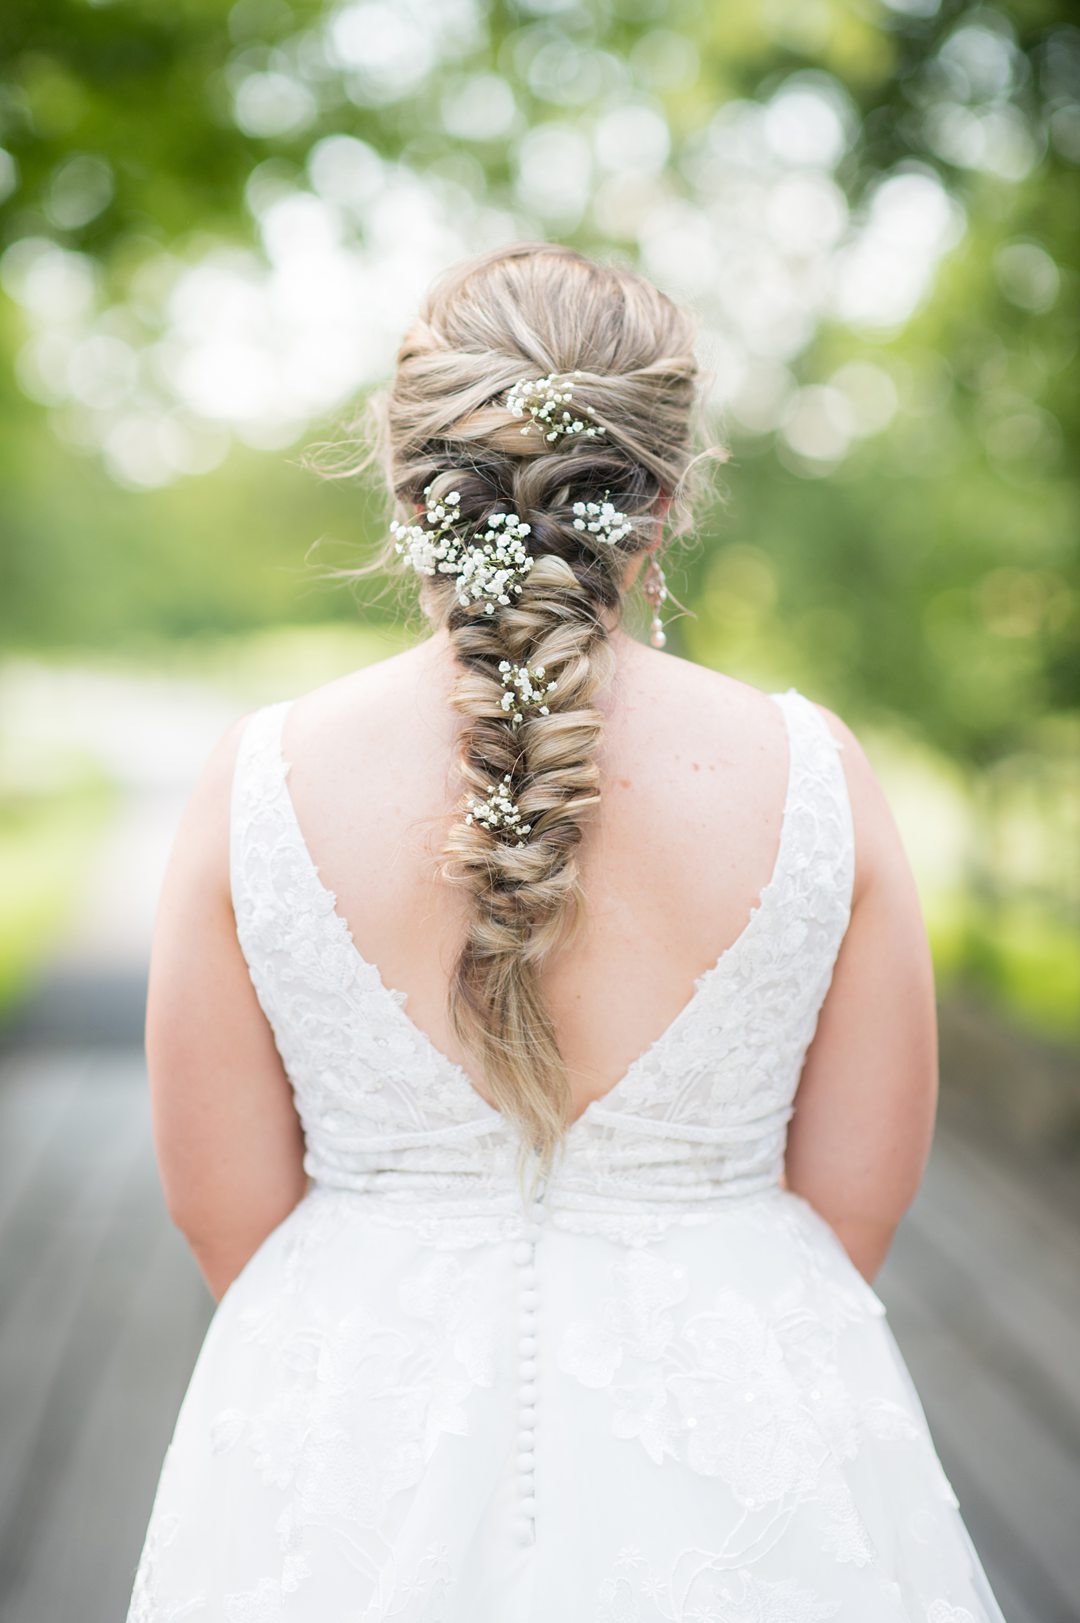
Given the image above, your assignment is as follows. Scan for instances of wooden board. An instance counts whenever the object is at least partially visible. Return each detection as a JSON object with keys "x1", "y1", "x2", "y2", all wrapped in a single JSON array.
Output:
[{"x1": 0, "y1": 1044, "x2": 1077, "y2": 1622}]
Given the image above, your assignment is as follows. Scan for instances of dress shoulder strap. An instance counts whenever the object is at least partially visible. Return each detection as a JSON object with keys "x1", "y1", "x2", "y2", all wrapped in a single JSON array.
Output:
[
  {"x1": 772, "y1": 686, "x2": 856, "y2": 938},
  {"x1": 228, "y1": 700, "x2": 293, "y2": 930}
]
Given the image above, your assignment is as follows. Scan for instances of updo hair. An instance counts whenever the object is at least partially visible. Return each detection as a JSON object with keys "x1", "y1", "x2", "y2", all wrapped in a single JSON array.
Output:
[{"x1": 333, "y1": 242, "x2": 715, "y2": 1194}]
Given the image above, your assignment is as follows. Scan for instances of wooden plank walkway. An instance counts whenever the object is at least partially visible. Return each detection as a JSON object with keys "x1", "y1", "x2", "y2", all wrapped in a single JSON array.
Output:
[{"x1": 0, "y1": 1043, "x2": 1077, "y2": 1623}]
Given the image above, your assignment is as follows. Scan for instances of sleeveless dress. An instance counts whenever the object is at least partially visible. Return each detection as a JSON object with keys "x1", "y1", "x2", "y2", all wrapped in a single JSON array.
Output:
[{"x1": 127, "y1": 686, "x2": 1008, "y2": 1623}]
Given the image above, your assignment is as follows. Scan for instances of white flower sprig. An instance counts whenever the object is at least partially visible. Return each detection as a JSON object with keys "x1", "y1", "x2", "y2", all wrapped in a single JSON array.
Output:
[
  {"x1": 572, "y1": 495, "x2": 634, "y2": 547},
  {"x1": 390, "y1": 486, "x2": 464, "y2": 575},
  {"x1": 392, "y1": 495, "x2": 535, "y2": 616},
  {"x1": 506, "y1": 372, "x2": 606, "y2": 444},
  {"x1": 464, "y1": 774, "x2": 533, "y2": 844},
  {"x1": 498, "y1": 660, "x2": 557, "y2": 728},
  {"x1": 454, "y1": 512, "x2": 534, "y2": 615}
]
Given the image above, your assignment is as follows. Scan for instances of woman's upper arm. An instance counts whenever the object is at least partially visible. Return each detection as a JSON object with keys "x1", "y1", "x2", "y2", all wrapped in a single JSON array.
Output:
[
  {"x1": 145, "y1": 712, "x2": 308, "y2": 1298},
  {"x1": 783, "y1": 703, "x2": 939, "y2": 1281}
]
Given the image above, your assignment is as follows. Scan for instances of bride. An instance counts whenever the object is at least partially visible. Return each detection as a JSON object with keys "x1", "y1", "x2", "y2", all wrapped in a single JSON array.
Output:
[{"x1": 128, "y1": 242, "x2": 1007, "y2": 1620}]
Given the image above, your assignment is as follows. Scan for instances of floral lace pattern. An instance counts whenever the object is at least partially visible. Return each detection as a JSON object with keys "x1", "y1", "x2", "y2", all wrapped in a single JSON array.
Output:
[
  {"x1": 598, "y1": 1548, "x2": 841, "y2": 1623},
  {"x1": 128, "y1": 1199, "x2": 500, "y2": 1621},
  {"x1": 125, "y1": 686, "x2": 1007, "y2": 1622},
  {"x1": 555, "y1": 1241, "x2": 930, "y2": 1571},
  {"x1": 227, "y1": 688, "x2": 853, "y2": 1241}
]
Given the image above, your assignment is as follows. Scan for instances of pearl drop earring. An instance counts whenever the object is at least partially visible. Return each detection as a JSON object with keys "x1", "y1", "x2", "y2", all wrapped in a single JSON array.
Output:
[{"x1": 643, "y1": 555, "x2": 668, "y2": 649}]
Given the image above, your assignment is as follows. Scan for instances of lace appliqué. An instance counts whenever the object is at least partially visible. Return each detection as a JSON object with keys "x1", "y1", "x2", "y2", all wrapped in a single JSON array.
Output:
[
  {"x1": 557, "y1": 1245, "x2": 885, "y2": 1567},
  {"x1": 194, "y1": 1220, "x2": 496, "y2": 1616},
  {"x1": 221, "y1": 1545, "x2": 453, "y2": 1623},
  {"x1": 227, "y1": 690, "x2": 855, "y2": 1238},
  {"x1": 598, "y1": 1546, "x2": 841, "y2": 1623},
  {"x1": 127, "y1": 1507, "x2": 206, "y2": 1622}
]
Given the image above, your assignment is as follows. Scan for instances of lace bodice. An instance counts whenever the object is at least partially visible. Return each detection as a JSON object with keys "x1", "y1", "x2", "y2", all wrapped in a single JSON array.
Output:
[{"x1": 229, "y1": 686, "x2": 854, "y2": 1245}]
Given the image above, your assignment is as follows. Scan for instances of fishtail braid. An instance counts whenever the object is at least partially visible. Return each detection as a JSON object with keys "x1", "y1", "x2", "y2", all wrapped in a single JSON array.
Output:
[{"x1": 321, "y1": 243, "x2": 717, "y2": 1192}]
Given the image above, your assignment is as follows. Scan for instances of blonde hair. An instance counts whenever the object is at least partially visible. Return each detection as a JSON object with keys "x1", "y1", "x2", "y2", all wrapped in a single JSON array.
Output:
[{"x1": 331, "y1": 243, "x2": 714, "y2": 1193}]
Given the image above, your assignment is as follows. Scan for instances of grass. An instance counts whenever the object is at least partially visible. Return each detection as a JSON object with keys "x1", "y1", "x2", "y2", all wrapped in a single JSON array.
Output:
[
  {"x1": 0, "y1": 776, "x2": 117, "y2": 1023},
  {"x1": 929, "y1": 892, "x2": 1080, "y2": 1044}
]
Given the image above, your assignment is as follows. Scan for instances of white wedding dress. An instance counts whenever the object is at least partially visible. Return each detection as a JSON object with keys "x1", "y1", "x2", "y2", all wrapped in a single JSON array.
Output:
[{"x1": 128, "y1": 687, "x2": 1007, "y2": 1623}]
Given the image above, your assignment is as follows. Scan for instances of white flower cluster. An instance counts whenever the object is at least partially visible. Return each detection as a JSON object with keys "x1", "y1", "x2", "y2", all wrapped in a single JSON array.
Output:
[
  {"x1": 464, "y1": 774, "x2": 533, "y2": 844},
  {"x1": 391, "y1": 481, "x2": 633, "y2": 849},
  {"x1": 389, "y1": 487, "x2": 464, "y2": 576},
  {"x1": 498, "y1": 660, "x2": 557, "y2": 729},
  {"x1": 506, "y1": 372, "x2": 606, "y2": 444},
  {"x1": 572, "y1": 496, "x2": 634, "y2": 546},
  {"x1": 453, "y1": 512, "x2": 534, "y2": 615},
  {"x1": 392, "y1": 490, "x2": 535, "y2": 617}
]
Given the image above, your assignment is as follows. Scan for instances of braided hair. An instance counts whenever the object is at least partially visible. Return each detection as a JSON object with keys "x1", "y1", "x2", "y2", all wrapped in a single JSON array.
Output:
[{"x1": 347, "y1": 243, "x2": 709, "y2": 1193}]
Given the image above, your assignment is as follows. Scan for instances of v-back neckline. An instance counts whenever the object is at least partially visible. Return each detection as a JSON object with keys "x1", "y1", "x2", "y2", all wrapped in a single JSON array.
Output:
[{"x1": 268, "y1": 687, "x2": 801, "y2": 1136}]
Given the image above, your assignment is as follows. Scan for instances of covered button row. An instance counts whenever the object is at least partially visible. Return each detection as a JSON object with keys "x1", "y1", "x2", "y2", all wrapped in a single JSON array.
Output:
[{"x1": 514, "y1": 1197, "x2": 544, "y2": 1543}]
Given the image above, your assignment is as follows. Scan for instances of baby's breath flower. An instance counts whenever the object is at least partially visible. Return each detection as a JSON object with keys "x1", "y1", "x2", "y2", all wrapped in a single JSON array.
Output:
[
  {"x1": 391, "y1": 496, "x2": 535, "y2": 613},
  {"x1": 506, "y1": 372, "x2": 605, "y2": 444},
  {"x1": 464, "y1": 773, "x2": 533, "y2": 844},
  {"x1": 571, "y1": 494, "x2": 633, "y2": 547},
  {"x1": 454, "y1": 512, "x2": 534, "y2": 615},
  {"x1": 498, "y1": 660, "x2": 557, "y2": 728},
  {"x1": 390, "y1": 486, "x2": 465, "y2": 575}
]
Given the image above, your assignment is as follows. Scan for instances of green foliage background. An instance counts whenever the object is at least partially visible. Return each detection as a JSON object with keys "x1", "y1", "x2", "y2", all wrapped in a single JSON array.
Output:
[{"x1": 1, "y1": 0, "x2": 1077, "y2": 1036}]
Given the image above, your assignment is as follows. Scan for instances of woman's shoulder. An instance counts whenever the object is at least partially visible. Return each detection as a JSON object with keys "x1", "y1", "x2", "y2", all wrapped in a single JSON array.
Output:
[
  {"x1": 622, "y1": 644, "x2": 851, "y2": 754},
  {"x1": 643, "y1": 652, "x2": 893, "y2": 914},
  {"x1": 272, "y1": 637, "x2": 453, "y2": 739},
  {"x1": 222, "y1": 643, "x2": 893, "y2": 919}
]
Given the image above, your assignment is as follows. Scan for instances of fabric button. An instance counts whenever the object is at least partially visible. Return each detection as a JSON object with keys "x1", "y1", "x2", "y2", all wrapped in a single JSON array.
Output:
[{"x1": 514, "y1": 1196, "x2": 542, "y2": 1538}]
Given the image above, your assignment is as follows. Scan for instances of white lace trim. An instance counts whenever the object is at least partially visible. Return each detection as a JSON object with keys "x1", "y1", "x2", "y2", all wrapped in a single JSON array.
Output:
[{"x1": 228, "y1": 686, "x2": 855, "y2": 1239}]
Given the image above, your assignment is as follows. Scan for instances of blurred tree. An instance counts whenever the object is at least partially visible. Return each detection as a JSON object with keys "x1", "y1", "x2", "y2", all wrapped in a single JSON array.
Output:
[{"x1": 0, "y1": 1, "x2": 1077, "y2": 1032}]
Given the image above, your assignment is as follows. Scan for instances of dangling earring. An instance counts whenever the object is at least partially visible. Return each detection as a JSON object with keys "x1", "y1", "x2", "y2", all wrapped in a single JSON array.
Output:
[{"x1": 643, "y1": 555, "x2": 668, "y2": 649}]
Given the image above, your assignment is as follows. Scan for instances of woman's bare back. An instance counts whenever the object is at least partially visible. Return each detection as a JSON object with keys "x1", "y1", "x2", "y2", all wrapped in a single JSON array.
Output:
[{"x1": 278, "y1": 626, "x2": 860, "y2": 1122}]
